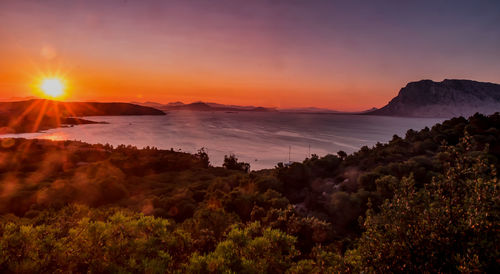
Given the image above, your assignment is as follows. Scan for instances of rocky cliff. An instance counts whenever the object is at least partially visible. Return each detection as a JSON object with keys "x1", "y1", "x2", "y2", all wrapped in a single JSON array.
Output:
[{"x1": 368, "y1": 79, "x2": 500, "y2": 117}]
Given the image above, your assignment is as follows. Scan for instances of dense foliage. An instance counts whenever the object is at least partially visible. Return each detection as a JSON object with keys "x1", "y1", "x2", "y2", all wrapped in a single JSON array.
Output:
[{"x1": 0, "y1": 113, "x2": 498, "y2": 272}]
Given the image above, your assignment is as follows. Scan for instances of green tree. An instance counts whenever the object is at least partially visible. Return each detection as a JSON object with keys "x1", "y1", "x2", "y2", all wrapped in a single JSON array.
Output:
[
  {"x1": 350, "y1": 139, "x2": 500, "y2": 272},
  {"x1": 186, "y1": 222, "x2": 298, "y2": 273}
]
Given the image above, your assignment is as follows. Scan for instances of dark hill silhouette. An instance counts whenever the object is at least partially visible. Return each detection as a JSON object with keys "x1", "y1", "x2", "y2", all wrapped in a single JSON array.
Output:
[
  {"x1": 136, "y1": 101, "x2": 374, "y2": 114},
  {"x1": 0, "y1": 99, "x2": 165, "y2": 133},
  {"x1": 368, "y1": 79, "x2": 500, "y2": 117},
  {"x1": 162, "y1": 101, "x2": 277, "y2": 112}
]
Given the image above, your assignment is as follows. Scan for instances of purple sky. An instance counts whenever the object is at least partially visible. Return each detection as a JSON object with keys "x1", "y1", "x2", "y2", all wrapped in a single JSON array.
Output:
[{"x1": 1, "y1": 0, "x2": 499, "y2": 110}]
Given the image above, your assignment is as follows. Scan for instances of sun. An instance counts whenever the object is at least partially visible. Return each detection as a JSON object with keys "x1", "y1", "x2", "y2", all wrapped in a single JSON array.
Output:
[{"x1": 40, "y1": 78, "x2": 65, "y2": 98}]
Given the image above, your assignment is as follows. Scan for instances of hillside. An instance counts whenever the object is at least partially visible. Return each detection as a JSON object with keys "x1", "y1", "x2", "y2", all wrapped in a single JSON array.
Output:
[
  {"x1": 0, "y1": 113, "x2": 498, "y2": 272},
  {"x1": 368, "y1": 79, "x2": 500, "y2": 117},
  {"x1": 0, "y1": 99, "x2": 165, "y2": 133}
]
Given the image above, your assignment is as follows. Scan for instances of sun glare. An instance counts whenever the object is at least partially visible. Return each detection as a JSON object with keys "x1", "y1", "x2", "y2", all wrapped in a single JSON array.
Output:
[{"x1": 40, "y1": 78, "x2": 65, "y2": 98}]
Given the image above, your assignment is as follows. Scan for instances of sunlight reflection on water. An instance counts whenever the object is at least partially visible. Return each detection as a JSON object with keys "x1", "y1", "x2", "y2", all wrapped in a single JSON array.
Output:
[
  {"x1": 41, "y1": 132, "x2": 70, "y2": 141},
  {"x1": 2, "y1": 112, "x2": 443, "y2": 170}
]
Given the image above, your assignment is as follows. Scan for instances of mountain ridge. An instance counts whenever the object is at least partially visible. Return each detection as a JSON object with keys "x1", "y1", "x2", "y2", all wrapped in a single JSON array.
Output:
[
  {"x1": 142, "y1": 101, "x2": 278, "y2": 112},
  {"x1": 132, "y1": 101, "x2": 375, "y2": 114}
]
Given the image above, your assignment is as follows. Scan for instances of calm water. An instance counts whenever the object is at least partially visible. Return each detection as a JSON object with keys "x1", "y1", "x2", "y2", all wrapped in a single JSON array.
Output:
[{"x1": 3, "y1": 112, "x2": 443, "y2": 170}]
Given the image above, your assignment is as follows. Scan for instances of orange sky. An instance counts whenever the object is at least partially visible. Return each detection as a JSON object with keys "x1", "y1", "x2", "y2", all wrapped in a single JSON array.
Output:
[{"x1": 1, "y1": 1, "x2": 499, "y2": 111}]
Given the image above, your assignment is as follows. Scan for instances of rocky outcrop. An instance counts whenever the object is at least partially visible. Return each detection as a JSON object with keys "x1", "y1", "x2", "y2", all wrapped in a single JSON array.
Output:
[{"x1": 368, "y1": 79, "x2": 500, "y2": 117}]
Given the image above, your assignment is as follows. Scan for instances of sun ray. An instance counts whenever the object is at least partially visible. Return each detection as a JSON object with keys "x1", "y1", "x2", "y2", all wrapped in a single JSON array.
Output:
[
  {"x1": 31, "y1": 99, "x2": 49, "y2": 132},
  {"x1": 60, "y1": 102, "x2": 79, "y2": 120},
  {"x1": 53, "y1": 101, "x2": 61, "y2": 127},
  {"x1": 77, "y1": 102, "x2": 100, "y2": 115},
  {"x1": 8, "y1": 100, "x2": 42, "y2": 129}
]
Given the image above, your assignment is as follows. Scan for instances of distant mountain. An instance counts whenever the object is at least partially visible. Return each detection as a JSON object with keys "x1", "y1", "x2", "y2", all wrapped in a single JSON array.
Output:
[
  {"x1": 166, "y1": 101, "x2": 185, "y2": 107},
  {"x1": 359, "y1": 107, "x2": 378, "y2": 114},
  {"x1": 279, "y1": 107, "x2": 341, "y2": 113},
  {"x1": 130, "y1": 101, "x2": 167, "y2": 109},
  {"x1": 133, "y1": 101, "x2": 379, "y2": 114},
  {"x1": 167, "y1": 102, "x2": 214, "y2": 111},
  {"x1": 134, "y1": 101, "x2": 351, "y2": 113},
  {"x1": 0, "y1": 99, "x2": 165, "y2": 133},
  {"x1": 203, "y1": 102, "x2": 273, "y2": 111},
  {"x1": 169, "y1": 102, "x2": 276, "y2": 112},
  {"x1": 135, "y1": 101, "x2": 277, "y2": 112},
  {"x1": 368, "y1": 79, "x2": 500, "y2": 117}
]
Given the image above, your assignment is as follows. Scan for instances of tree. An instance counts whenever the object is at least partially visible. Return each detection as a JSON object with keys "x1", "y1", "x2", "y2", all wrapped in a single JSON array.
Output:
[
  {"x1": 337, "y1": 150, "x2": 347, "y2": 160},
  {"x1": 349, "y1": 138, "x2": 500, "y2": 272},
  {"x1": 196, "y1": 147, "x2": 210, "y2": 168},
  {"x1": 185, "y1": 222, "x2": 298, "y2": 273},
  {"x1": 223, "y1": 154, "x2": 250, "y2": 173}
]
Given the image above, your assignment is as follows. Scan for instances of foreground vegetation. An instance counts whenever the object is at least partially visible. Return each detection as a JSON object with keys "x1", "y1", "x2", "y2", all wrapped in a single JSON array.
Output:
[{"x1": 0, "y1": 113, "x2": 499, "y2": 273}]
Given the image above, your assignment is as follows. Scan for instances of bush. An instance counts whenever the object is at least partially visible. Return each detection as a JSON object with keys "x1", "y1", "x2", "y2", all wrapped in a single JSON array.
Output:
[{"x1": 223, "y1": 154, "x2": 250, "y2": 172}]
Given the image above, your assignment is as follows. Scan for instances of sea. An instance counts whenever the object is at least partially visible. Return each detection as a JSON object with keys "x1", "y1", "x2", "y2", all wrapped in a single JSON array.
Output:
[{"x1": 2, "y1": 111, "x2": 443, "y2": 170}]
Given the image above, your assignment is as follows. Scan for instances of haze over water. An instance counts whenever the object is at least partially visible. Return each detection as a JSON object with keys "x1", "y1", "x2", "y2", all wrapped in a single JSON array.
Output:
[{"x1": 4, "y1": 112, "x2": 442, "y2": 169}]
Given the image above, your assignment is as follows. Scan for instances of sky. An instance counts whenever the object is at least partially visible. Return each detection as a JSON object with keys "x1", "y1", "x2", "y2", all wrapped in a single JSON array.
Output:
[{"x1": 0, "y1": 0, "x2": 499, "y2": 111}]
